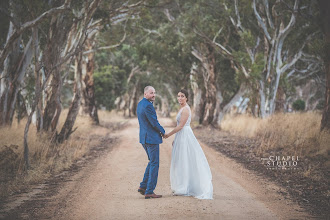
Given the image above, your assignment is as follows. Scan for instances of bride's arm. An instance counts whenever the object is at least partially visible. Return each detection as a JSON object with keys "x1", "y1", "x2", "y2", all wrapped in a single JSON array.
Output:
[{"x1": 165, "y1": 108, "x2": 189, "y2": 138}]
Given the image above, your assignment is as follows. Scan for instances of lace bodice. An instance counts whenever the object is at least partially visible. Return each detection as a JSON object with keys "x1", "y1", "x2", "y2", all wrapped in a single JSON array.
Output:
[{"x1": 176, "y1": 105, "x2": 191, "y2": 127}]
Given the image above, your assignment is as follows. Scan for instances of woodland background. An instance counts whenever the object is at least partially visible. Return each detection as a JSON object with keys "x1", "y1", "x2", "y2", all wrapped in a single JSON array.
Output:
[{"x1": 0, "y1": 0, "x2": 329, "y2": 217}]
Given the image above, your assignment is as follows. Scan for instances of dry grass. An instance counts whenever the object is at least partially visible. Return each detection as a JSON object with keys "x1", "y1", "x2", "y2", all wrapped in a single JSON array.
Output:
[
  {"x1": 221, "y1": 113, "x2": 265, "y2": 138},
  {"x1": 0, "y1": 110, "x2": 123, "y2": 199},
  {"x1": 221, "y1": 112, "x2": 330, "y2": 158},
  {"x1": 221, "y1": 112, "x2": 330, "y2": 181},
  {"x1": 98, "y1": 110, "x2": 129, "y2": 125}
]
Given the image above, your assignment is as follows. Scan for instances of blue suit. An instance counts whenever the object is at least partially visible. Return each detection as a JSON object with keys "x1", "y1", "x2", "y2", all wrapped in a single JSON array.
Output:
[{"x1": 137, "y1": 98, "x2": 165, "y2": 195}]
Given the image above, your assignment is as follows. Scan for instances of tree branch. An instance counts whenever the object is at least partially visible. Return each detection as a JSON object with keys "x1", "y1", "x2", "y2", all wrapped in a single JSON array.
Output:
[
  {"x1": 278, "y1": 0, "x2": 298, "y2": 37},
  {"x1": 263, "y1": 0, "x2": 274, "y2": 29},
  {"x1": 83, "y1": 29, "x2": 126, "y2": 55},
  {"x1": 163, "y1": 8, "x2": 175, "y2": 22},
  {"x1": 234, "y1": 0, "x2": 244, "y2": 32},
  {"x1": 280, "y1": 32, "x2": 315, "y2": 73},
  {"x1": 127, "y1": 66, "x2": 140, "y2": 84},
  {"x1": 253, "y1": 0, "x2": 271, "y2": 42},
  {"x1": 212, "y1": 27, "x2": 223, "y2": 42},
  {"x1": 191, "y1": 47, "x2": 203, "y2": 63},
  {"x1": 142, "y1": 28, "x2": 162, "y2": 37},
  {"x1": 0, "y1": 0, "x2": 72, "y2": 71}
]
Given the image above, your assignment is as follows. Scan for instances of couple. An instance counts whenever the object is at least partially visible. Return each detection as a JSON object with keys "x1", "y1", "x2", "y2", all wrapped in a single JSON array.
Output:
[{"x1": 137, "y1": 86, "x2": 213, "y2": 200}]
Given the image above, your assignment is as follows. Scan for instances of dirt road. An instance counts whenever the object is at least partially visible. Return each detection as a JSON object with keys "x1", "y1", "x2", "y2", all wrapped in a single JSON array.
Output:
[{"x1": 3, "y1": 117, "x2": 311, "y2": 220}]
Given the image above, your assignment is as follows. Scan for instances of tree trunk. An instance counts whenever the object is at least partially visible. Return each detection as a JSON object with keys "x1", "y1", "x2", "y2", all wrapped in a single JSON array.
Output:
[
  {"x1": 259, "y1": 80, "x2": 267, "y2": 118},
  {"x1": 157, "y1": 94, "x2": 170, "y2": 117},
  {"x1": 190, "y1": 63, "x2": 203, "y2": 122},
  {"x1": 192, "y1": 88, "x2": 203, "y2": 122},
  {"x1": 191, "y1": 45, "x2": 217, "y2": 126},
  {"x1": 56, "y1": 53, "x2": 82, "y2": 143},
  {"x1": 23, "y1": 66, "x2": 53, "y2": 170},
  {"x1": 201, "y1": 47, "x2": 217, "y2": 126},
  {"x1": 32, "y1": 27, "x2": 43, "y2": 131},
  {"x1": 42, "y1": 70, "x2": 62, "y2": 132},
  {"x1": 212, "y1": 91, "x2": 223, "y2": 125},
  {"x1": 42, "y1": 9, "x2": 71, "y2": 132},
  {"x1": 319, "y1": 0, "x2": 330, "y2": 131},
  {"x1": 0, "y1": 18, "x2": 20, "y2": 126},
  {"x1": 275, "y1": 86, "x2": 286, "y2": 112},
  {"x1": 0, "y1": 18, "x2": 34, "y2": 126},
  {"x1": 252, "y1": 0, "x2": 302, "y2": 117},
  {"x1": 16, "y1": 92, "x2": 27, "y2": 124},
  {"x1": 217, "y1": 83, "x2": 248, "y2": 125},
  {"x1": 81, "y1": 38, "x2": 99, "y2": 124},
  {"x1": 128, "y1": 80, "x2": 139, "y2": 117}
]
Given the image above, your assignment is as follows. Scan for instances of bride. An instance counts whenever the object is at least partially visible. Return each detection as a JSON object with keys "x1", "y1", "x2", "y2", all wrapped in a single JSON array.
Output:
[{"x1": 164, "y1": 89, "x2": 213, "y2": 199}]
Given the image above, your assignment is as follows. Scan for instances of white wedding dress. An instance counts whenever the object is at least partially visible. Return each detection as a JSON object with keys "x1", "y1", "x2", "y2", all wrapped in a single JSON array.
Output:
[{"x1": 170, "y1": 105, "x2": 213, "y2": 199}]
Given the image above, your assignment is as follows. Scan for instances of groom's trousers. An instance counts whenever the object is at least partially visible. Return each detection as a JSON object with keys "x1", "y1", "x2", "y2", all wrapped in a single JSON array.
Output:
[{"x1": 140, "y1": 144, "x2": 159, "y2": 195}]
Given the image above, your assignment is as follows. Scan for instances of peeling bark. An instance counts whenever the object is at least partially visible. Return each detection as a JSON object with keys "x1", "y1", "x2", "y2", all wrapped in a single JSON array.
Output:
[
  {"x1": 190, "y1": 63, "x2": 203, "y2": 122},
  {"x1": 43, "y1": 0, "x2": 103, "y2": 131},
  {"x1": 32, "y1": 27, "x2": 43, "y2": 131},
  {"x1": 42, "y1": 9, "x2": 70, "y2": 132},
  {"x1": 56, "y1": 53, "x2": 82, "y2": 143},
  {"x1": 253, "y1": 0, "x2": 303, "y2": 115},
  {"x1": 81, "y1": 38, "x2": 99, "y2": 124},
  {"x1": 0, "y1": 16, "x2": 34, "y2": 126},
  {"x1": 192, "y1": 45, "x2": 217, "y2": 126}
]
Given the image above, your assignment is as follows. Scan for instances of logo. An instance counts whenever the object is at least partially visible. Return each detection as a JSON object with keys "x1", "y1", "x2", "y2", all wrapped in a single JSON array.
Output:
[{"x1": 260, "y1": 156, "x2": 300, "y2": 170}]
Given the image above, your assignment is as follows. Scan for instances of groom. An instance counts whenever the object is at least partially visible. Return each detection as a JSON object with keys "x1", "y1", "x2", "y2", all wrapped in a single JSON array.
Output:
[{"x1": 137, "y1": 86, "x2": 165, "y2": 199}]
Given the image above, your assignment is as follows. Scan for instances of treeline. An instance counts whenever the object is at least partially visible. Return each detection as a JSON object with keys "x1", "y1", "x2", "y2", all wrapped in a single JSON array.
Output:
[
  {"x1": 0, "y1": 0, "x2": 143, "y2": 168},
  {"x1": 0, "y1": 0, "x2": 329, "y2": 169},
  {"x1": 94, "y1": 0, "x2": 329, "y2": 128}
]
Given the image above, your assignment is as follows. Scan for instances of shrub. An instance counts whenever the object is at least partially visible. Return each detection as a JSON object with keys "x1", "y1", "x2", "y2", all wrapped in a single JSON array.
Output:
[{"x1": 292, "y1": 99, "x2": 305, "y2": 111}]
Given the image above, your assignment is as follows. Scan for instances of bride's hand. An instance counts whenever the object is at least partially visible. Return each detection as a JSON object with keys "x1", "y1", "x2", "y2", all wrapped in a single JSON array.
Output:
[{"x1": 164, "y1": 134, "x2": 169, "y2": 139}]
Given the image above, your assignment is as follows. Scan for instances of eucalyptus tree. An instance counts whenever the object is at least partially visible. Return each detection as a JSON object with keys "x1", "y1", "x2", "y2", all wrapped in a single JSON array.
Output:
[
  {"x1": 57, "y1": 0, "x2": 143, "y2": 137},
  {"x1": 0, "y1": 0, "x2": 145, "y2": 168},
  {"x1": 202, "y1": 0, "x2": 322, "y2": 119},
  {"x1": 0, "y1": 0, "x2": 71, "y2": 127},
  {"x1": 157, "y1": 0, "x2": 243, "y2": 126},
  {"x1": 251, "y1": 0, "x2": 321, "y2": 117},
  {"x1": 43, "y1": 0, "x2": 145, "y2": 144},
  {"x1": 93, "y1": 44, "x2": 142, "y2": 116},
  {"x1": 79, "y1": 0, "x2": 143, "y2": 123},
  {"x1": 318, "y1": 0, "x2": 330, "y2": 131},
  {"x1": 113, "y1": 1, "x2": 194, "y2": 115}
]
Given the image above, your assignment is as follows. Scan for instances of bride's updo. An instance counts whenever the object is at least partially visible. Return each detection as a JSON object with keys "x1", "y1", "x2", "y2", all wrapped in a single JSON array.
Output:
[{"x1": 180, "y1": 89, "x2": 188, "y2": 102}]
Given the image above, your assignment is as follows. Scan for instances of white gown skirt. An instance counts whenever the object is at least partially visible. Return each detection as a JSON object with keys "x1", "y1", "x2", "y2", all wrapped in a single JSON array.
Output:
[{"x1": 170, "y1": 126, "x2": 213, "y2": 199}]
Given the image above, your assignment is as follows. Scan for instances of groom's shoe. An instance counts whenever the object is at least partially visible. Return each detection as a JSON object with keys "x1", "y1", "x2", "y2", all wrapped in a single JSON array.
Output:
[
  {"x1": 145, "y1": 193, "x2": 162, "y2": 199},
  {"x1": 138, "y1": 187, "x2": 146, "y2": 195}
]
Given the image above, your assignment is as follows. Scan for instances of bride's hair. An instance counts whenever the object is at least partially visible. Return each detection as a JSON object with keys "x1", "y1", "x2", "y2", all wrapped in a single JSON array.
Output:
[{"x1": 180, "y1": 89, "x2": 188, "y2": 101}]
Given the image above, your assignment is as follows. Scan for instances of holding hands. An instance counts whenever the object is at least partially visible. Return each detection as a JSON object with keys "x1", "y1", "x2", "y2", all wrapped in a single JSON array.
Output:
[{"x1": 161, "y1": 133, "x2": 174, "y2": 146}]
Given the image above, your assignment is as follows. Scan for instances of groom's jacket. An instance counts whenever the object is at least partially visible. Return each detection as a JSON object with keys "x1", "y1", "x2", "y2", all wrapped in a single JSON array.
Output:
[{"x1": 137, "y1": 98, "x2": 165, "y2": 145}]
